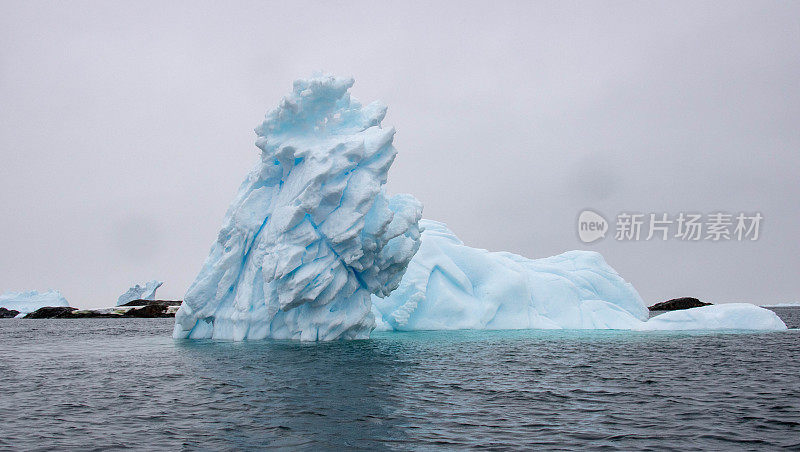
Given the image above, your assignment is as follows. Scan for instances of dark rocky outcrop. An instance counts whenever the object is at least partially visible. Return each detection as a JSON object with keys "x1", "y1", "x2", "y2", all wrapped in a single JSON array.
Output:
[
  {"x1": 0, "y1": 307, "x2": 20, "y2": 318},
  {"x1": 24, "y1": 306, "x2": 78, "y2": 318},
  {"x1": 20, "y1": 300, "x2": 179, "y2": 318},
  {"x1": 120, "y1": 299, "x2": 182, "y2": 307},
  {"x1": 123, "y1": 303, "x2": 173, "y2": 318},
  {"x1": 648, "y1": 297, "x2": 711, "y2": 311}
]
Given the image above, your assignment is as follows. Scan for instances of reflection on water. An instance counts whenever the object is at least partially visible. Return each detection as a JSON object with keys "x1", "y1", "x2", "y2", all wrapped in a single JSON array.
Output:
[
  {"x1": 0, "y1": 313, "x2": 799, "y2": 450},
  {"x1": 174, "y1": 338, "x2": 410, "y2": 449}
]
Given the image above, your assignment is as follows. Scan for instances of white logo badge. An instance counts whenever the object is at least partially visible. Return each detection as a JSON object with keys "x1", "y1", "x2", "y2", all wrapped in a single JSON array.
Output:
[{"x1": 578, "y1": 210, "x2": 608, "y2": 243}]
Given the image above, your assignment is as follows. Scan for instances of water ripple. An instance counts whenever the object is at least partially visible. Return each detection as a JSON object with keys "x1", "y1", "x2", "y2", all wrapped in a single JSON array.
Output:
[{"x1": 0, "y1": 311, "x2": 798, "y2": 450}]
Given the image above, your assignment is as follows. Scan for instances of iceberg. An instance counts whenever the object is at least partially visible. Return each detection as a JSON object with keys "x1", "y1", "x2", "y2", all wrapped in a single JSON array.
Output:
[
  {"x1": 0, "y1": 290, "x2": 70, "y2": 315},
  {"x1": 116, "y1": 280, "x2": 163, "y2": 306},
  {"x1": 173, "y1": 75, "x2": 423, "y2": 341},
  {"x1": 371, "y1": 221, "x2": 787, "y2": 332},
  {"x1": 639, "y1": 303, "x2": 787, "y2": 331},
  {"x1": 174, "y1": 74, "x2": 785, "y2": 340}
]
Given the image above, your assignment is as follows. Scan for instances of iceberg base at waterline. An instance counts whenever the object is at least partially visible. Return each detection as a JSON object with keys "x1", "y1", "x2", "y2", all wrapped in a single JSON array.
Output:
[{"x1": 172, "y1": 218, "x2": 786, "y2": 339}]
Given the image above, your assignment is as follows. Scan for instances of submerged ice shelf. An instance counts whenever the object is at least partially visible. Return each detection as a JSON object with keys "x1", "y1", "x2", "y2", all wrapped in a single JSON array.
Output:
[{"x1": 174, "y1": 74, "x2": 786, "y2": 341}]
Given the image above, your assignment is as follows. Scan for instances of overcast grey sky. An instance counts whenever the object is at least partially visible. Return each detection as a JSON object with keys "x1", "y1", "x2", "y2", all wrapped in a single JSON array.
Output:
[{"x1": 1, "y1": 1, "x2": 798, "y2": 309}]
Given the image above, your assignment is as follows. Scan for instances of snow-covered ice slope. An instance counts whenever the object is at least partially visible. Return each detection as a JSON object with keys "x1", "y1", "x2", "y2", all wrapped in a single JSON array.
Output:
[
  {"x1": 372, "y1": 220, "x2": 648, "y2": 331},
  {"x1": 0, "y1": 290, "x2": 70, "y2": 315},
  {"x1": 372, "y1": 220, "x2": 786, "y2": 332},
  {"x1": 174, "y1": 75, "x2": 423, "y2": 341},
  {"x1": 117, "y1": 280, "x2": 163, "y2": 306}
]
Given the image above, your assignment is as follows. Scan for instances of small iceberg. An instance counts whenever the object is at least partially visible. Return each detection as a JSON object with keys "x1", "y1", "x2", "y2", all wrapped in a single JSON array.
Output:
[
  {"x1": 0, "y1": 290, "x2": 70, "y2": 316},
  {"x1": 639, "y1": 304, "x2": 787, "y2": 331},
  {"x1": 117, "y1": 280, "x2": 163, "y2": 306}
]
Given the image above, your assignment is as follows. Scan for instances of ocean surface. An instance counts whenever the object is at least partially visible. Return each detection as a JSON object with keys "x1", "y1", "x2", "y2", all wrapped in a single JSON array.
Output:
[{"x1": 1, "y1": 308, "x2": 798, "y2": 451}]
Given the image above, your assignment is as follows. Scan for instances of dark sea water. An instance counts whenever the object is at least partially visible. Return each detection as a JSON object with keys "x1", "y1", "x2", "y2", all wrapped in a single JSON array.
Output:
[{"x1": 1, "y1": 308, "x2": 798, "y2": 451}]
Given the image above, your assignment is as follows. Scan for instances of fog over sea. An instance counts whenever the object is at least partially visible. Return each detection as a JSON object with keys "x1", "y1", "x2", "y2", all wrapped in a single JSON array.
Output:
[{"x1": 0, "y1": 307, "x2": 797, "y2": 450}]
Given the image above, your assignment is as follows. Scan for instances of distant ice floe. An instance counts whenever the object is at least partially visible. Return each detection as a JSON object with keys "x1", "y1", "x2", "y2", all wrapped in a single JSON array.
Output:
[
  {"x1": 760, "y1": 302, "x2": 800, "y2": 308},
  {"x1": 0, "y1": 290, "x2": 70, "y2": 316},
  {"x1": 117, "y1": 280, "x2": 163, "y2": 306}
]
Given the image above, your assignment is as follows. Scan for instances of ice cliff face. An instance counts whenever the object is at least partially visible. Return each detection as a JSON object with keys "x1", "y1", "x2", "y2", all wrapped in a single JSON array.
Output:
[
  {"x1": 117, "y1": 280, "x2": 163, "y2": 306},
  {"x1": 0, "y1": 290, "x2": 70, "y2": 315},
  {"x1": 173, "y1": 75, "x2": 423, "y2": 341},
  {"x1": 372, "y1": 221, "x2": 786, "y2": 332}
]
